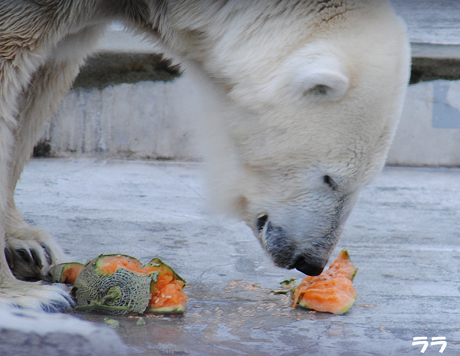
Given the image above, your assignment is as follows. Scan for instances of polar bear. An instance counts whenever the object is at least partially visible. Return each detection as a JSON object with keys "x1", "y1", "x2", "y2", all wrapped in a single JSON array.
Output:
[{"x1": 0, "y1": 0, "x2": 410, "y2": 311}]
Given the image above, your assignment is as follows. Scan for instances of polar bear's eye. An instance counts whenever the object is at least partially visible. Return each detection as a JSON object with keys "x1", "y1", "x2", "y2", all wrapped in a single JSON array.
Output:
[
  {"x1": 323, "y1": 175, "x2": 337, "y2": 190},
  {"x1": 256, "y1": 214, "x2": 269, "y2": 233},
  {"x1": 308, "y1": 84, "x2": 329, "y2": 96},
  {"x1": 291, "y1": 52, "x2": 350, "y2": 103}
]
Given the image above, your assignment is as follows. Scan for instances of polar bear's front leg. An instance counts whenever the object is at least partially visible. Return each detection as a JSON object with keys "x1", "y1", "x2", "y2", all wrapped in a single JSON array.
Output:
[
  {"x1": 3, "y1": 27, "x2": 106, "y2": 283},
  {"x1": 5, "y1": 203, "x2": 65, "y2": 281},
  {"x1": 0, "y1": 270, "x2": 74, "y2": 312},
  {"x1": 0, "y1": 252, "x2": 73, "y2": 311},
  {"x1": 0, "y1": 84, "x2": 71, "y2": 312}
]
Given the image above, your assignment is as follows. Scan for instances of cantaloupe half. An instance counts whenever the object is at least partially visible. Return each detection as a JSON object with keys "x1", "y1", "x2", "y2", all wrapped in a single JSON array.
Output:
[
  {"x1": 292, "y1": 250, "x2": 358, "y2": 315},
  {"x1": 69, "y1": 254, "x2": 187, "y2": 314}
]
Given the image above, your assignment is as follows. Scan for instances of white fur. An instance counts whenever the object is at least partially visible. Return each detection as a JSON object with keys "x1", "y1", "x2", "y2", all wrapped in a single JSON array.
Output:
[{"x1": 0, "y1": 0, "x2": 410, "y2": 309}]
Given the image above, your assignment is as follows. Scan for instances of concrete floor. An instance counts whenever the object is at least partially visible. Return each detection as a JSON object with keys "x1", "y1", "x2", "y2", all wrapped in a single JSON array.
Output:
[{"x1": 14, "y1": 159, "x2": 460, "y2": 355}]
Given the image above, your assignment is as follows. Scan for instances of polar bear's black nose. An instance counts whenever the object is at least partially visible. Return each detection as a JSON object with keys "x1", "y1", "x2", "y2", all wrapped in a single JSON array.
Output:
[{"x1": 294, "y1": 257, "x2": 324, "y2": 276}]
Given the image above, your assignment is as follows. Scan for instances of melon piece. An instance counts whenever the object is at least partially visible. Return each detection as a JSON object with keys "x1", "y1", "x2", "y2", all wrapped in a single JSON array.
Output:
[
  {"x1": 143, "y1": 258, "x2": 187, "y2": 313},
  {"x1": 70, "y1": 254, "x2": 187, "y2": 314},
  {"x1": 49, "y1": 262, "x2": 84, "y2": 284},
  {"x1": 72, "y1": 254, "x2": 156, "y2": 314},
  {"x1": 324, "y1": 250, "x2": 358, "y2": 280},
  {"x1": 292, "y1": 250, "x2": 358, "y2": 315}
]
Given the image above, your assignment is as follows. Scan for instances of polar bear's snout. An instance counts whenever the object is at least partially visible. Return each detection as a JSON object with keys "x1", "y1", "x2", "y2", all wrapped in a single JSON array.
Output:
[
  {"x1": 256, "y1": 215, "x2": 336, "y2": 276},
  {"x1": 252, "y1": 184, "x2": 363, "y2": 276}
]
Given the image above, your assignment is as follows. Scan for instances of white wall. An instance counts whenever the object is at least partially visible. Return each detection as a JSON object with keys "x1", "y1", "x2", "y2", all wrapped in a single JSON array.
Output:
[{"x1": 39, "y1": 18, "x2": 460, "y2": 165}]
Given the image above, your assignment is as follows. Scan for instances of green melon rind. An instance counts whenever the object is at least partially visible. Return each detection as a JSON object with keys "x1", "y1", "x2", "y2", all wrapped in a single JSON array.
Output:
[
  {"x1": 73, "y1": 255, "x2": 157, "y2": 315},
  {"x1": 343, "y1": 250, "x2": 358, "y2": 281},
  {"x1": 340, "y1": 250, "x2": 351, "y2": 260},
  {"x1": 333, "y1": 250, "x2": 358, "y2": 281},
  {"x1": 144, "y1": 258, "x2": 186, "y2": 284},
  {"x1": 146, "y1": 305, "x2": 187, "y2": 314},
  {"x1": 350, "y1": 267, "x2": 358, "y2": 281},
  {"x1": 298, "y1": 295, "x2": 357, "y2": 315},
  {"x1": 49, "y1": 262, "x2": 84, "y2": 283}
]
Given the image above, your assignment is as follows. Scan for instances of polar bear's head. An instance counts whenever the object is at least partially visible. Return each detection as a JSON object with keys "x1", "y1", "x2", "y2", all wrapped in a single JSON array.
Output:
[{"x1": 169, "y1": 1, "x2": 410, "y2": 275}]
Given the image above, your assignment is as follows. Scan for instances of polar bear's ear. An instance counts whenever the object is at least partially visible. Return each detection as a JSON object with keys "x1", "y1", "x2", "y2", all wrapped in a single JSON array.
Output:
[{"x1": 291, "y1": 55, "x2": 350, "y2": 102}]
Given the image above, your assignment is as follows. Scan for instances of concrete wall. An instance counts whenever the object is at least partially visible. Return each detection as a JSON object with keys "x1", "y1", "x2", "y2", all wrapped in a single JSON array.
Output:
[
  {"x1": 36, "y1": 28, "x2": 203, "y2": 161},
  {"x1": 35, "y1": 11, "x2": 460, "y2": 166},
  {"x1": 387, "y1": 80, "x2": 460, "y2": 166},
  {"x1": 38, "y1": 58, "x2": 460, "y2": 166},
  {"x1": 39, "y1": 76, "x2": 201, "y2": 160}
]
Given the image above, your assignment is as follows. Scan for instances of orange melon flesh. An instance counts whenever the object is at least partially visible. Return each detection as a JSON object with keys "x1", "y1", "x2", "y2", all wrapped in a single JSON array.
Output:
[
  {"x1": 292, "y1": 250, "x2": 358, "y2": 315},
  {"x1": 148, "y1": 280, "x2": 187, "y2": 312},
  {"x1": 143, "y1": 258, "x2": 187, "y2": 313},
  {"x1": 325, "y1": 250, "x2": 358, "y2": 280},
  {"x1": 96, "y1": 255, "x2": 145, "y2": 276},
  {"x1": 61, "y1": 263, "x2": 84, "y2": 284},
  {"x1": 49, "y1": 262, "x2": 85, "y2": 284}
]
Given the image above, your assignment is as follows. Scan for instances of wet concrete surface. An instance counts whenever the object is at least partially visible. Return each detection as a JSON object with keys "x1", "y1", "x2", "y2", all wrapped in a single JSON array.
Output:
[{"x1": 14, "y1": 159, "x2": 460, "y2": 355}]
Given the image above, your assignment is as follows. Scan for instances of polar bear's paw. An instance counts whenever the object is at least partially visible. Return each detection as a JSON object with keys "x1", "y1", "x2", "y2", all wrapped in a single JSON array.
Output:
[
  {"x1": 5, "y1": 227, "x2": 65, "y2": 281},
  {"x1": 0, "y1": 278, "x2": 74, "y2": 312}
]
